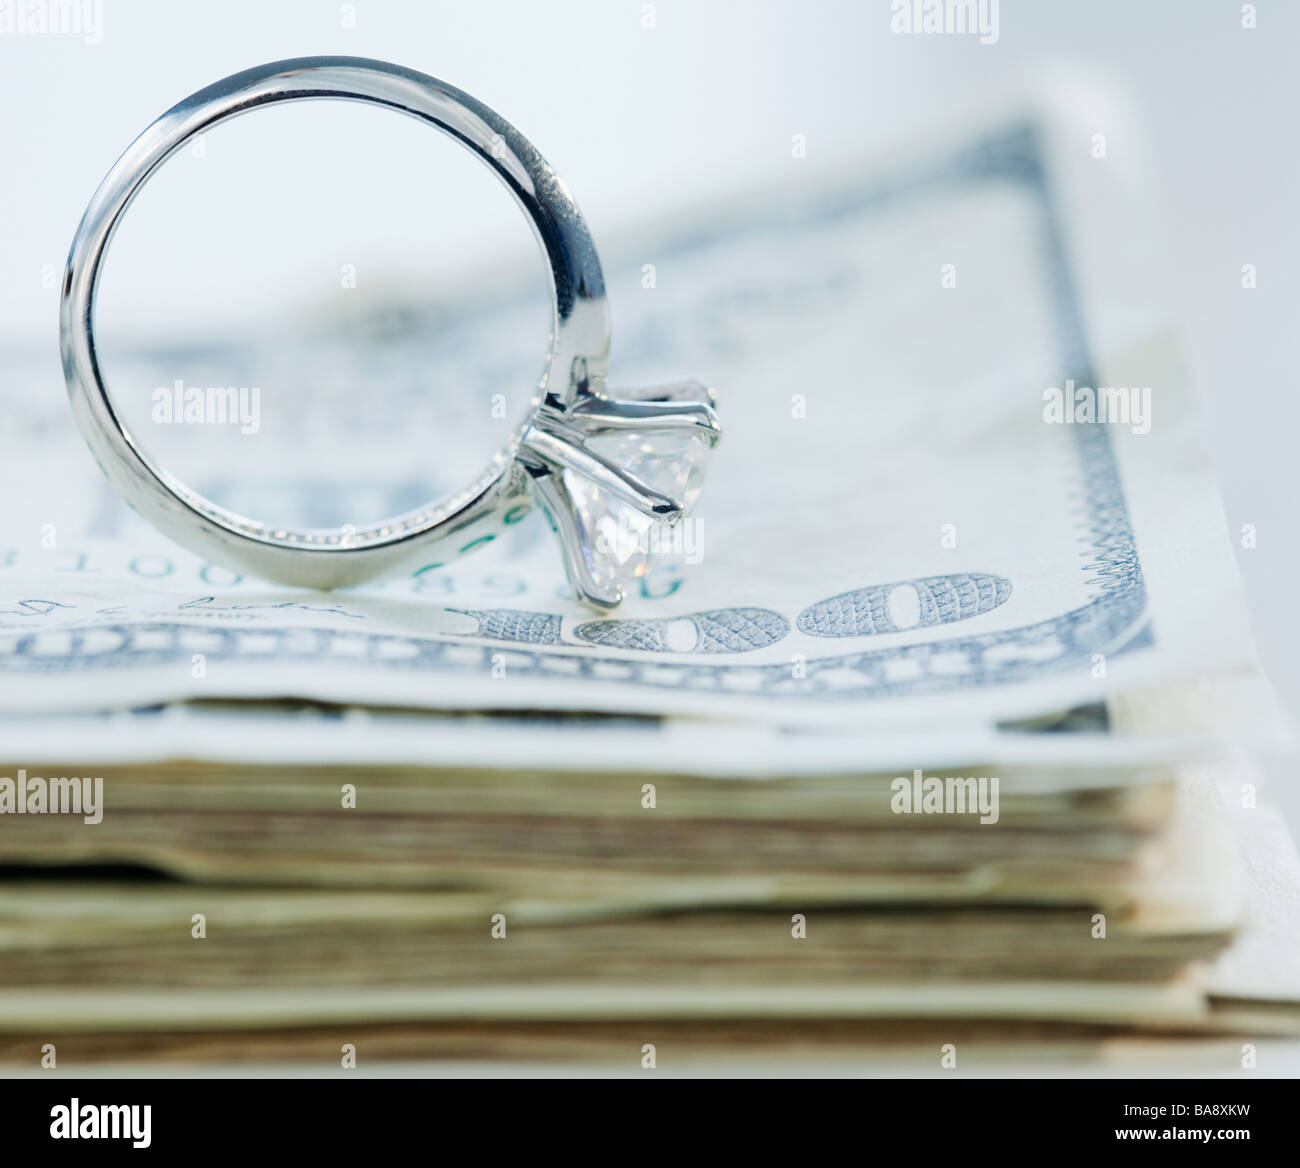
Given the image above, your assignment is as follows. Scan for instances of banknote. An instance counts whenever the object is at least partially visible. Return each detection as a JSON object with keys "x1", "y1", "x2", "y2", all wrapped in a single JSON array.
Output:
[
  {"x1": 0, "y1": 654, "x2": 1260, "y2": 903},
  {"x1": 0, "y1": 741, "x2": 1187, "y2": 899},
  {"x1": 3, "y1": 774, "x2": 1295, "y2": 1062},
  {"x1": 0, "y1": 660, "x2": 1281, "y2": 766},
  {"x1": 0, "y1": 89, "x2": 1263, "y2": 729},
  {"x1": 0, "y1": 773, "x2": 1264, "y2": 1037}
]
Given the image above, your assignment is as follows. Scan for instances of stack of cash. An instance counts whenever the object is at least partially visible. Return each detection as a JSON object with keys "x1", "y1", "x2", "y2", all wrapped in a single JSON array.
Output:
[{"x1": 0, "y1": 88, "x2": 1296, "y2": 1071}]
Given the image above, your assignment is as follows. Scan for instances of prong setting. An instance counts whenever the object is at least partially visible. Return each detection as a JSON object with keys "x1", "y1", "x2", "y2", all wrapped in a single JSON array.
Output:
[{"x1": 518, "y1": 379, "x2": 721, "y2": 607}]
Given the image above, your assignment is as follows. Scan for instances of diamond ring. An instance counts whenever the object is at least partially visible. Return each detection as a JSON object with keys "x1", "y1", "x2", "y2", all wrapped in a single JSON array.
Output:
[{"x1": 59, "y1": 56, "x2": 721, "y2": 609}]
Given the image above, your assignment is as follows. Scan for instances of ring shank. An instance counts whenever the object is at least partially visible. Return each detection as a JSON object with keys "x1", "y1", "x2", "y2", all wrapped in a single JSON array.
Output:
[{"x1": 60, "y1": 56, "x2": 611, "y2": 588}]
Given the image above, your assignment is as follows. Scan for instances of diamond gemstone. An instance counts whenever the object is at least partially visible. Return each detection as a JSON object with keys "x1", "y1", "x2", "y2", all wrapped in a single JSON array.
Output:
[{"x1": 563, "y1": 430, "x2": 712, "y2": 593}]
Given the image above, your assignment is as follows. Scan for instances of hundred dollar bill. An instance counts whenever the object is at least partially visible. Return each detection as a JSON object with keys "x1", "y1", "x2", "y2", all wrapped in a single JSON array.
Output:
[
  {"x1": 0, "y1": 773, "x2": 1260, "y2": 1036},
  {"x1": 0, "y1": 662, "x2": 1283, "y2": 772},
  {"x1": 0, "y1": 86, "x2": 1262, "y2": 726},
  {"x1": 0, "y1": 669, "x2": 1274, "y2": 902}
]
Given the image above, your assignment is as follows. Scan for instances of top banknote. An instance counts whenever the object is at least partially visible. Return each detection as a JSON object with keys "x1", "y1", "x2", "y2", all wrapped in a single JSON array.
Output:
[{"x1": 0, "y1": 88, "x2": 1261, "y2": 726}]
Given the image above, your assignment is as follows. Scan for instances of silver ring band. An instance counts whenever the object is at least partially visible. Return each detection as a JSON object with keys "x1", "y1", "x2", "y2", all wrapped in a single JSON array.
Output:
[{"x1": 60, "y1": 56, "x2": 720, "y2": 608}]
